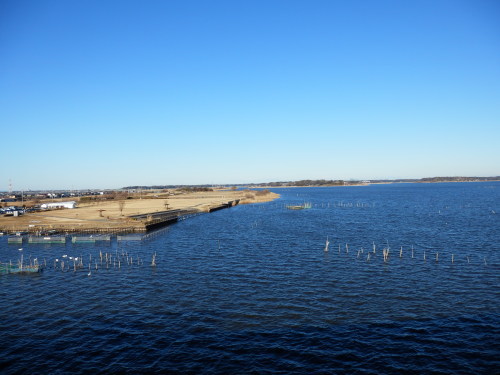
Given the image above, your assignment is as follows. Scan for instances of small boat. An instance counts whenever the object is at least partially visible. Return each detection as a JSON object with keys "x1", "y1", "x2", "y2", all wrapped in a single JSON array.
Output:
[{"x1": 286, "y1": 203, "x2": 312, "y2": 210}]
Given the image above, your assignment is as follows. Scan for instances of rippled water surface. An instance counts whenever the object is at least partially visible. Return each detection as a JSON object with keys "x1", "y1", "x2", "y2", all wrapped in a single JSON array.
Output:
[{"x1": 1, "y1": 183, "x2": 499, "y2": 374}]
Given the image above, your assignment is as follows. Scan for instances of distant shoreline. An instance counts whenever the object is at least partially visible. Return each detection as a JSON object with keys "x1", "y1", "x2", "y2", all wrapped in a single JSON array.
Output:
[{"x1": 250, "y1": 179, "x2": 500, "y2": 189}]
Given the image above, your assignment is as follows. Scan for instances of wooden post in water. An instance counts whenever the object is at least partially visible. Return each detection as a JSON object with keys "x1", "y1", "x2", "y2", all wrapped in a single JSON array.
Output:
[{"x1": 400, "y1": 246, "x2": 403, "y2": 258}]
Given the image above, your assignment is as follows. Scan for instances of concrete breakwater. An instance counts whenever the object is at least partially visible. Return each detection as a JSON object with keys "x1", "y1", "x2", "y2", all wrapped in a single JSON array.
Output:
[{"x1": 208, "y1": 199, "x2": 240, "y2": 213}]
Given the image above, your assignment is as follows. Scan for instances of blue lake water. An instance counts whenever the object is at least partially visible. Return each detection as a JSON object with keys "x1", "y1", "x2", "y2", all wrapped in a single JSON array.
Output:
[{"x1": 1, "y1": 182, "x2": 499, "y2": 374}]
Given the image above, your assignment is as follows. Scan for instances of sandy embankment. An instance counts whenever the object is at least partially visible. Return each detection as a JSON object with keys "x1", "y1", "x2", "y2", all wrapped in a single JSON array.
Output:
[{"x1": 0, "y1": 189, "x2": 280, "y2": 233}]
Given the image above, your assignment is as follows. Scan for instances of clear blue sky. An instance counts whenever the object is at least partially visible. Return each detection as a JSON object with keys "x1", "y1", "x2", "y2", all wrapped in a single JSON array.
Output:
[{"x1": 1, "y1": 0, "x2": 499, "y2": 190}]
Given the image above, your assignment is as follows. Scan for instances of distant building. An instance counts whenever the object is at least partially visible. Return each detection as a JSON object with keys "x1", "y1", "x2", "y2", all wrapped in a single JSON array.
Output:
[{"x1": 41, "y1": 201, "x2": 77, "y2": 209}]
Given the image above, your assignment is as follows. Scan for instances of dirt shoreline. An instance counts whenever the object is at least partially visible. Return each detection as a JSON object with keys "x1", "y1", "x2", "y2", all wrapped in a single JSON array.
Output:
[{"x1": 0, "y1": 189, "x2": 280, "y2": 234}]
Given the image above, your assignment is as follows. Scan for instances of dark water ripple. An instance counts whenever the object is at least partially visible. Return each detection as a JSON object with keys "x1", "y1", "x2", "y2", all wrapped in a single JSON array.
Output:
[{"x1": 1, "y1": 182, "x2": 499, "y2": 374}]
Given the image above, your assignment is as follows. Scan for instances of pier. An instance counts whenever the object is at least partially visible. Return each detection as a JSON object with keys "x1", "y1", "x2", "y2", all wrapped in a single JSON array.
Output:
[
  {"x1": 208, "y1": 199, "x2": 240, "y2": 213},
  {"x1": 129, "y1": 208, "x2": 200, "y2": 231}
]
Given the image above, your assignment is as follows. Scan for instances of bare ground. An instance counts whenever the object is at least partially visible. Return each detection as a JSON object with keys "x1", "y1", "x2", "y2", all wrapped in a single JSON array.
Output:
[{"x1": 0, "y1": 189, "x2": 279, "y2": 233}]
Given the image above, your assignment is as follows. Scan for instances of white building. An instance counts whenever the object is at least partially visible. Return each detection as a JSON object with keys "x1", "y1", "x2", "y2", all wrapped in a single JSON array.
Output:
[{"x1": 41, "y1": 201, "x2": 77, "y2": 209}]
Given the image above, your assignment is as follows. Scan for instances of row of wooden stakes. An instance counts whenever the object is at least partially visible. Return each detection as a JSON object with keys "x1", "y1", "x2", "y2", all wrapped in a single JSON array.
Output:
[{"x1": 324, "y1": 238, "x2": 488, "y2": 265}]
